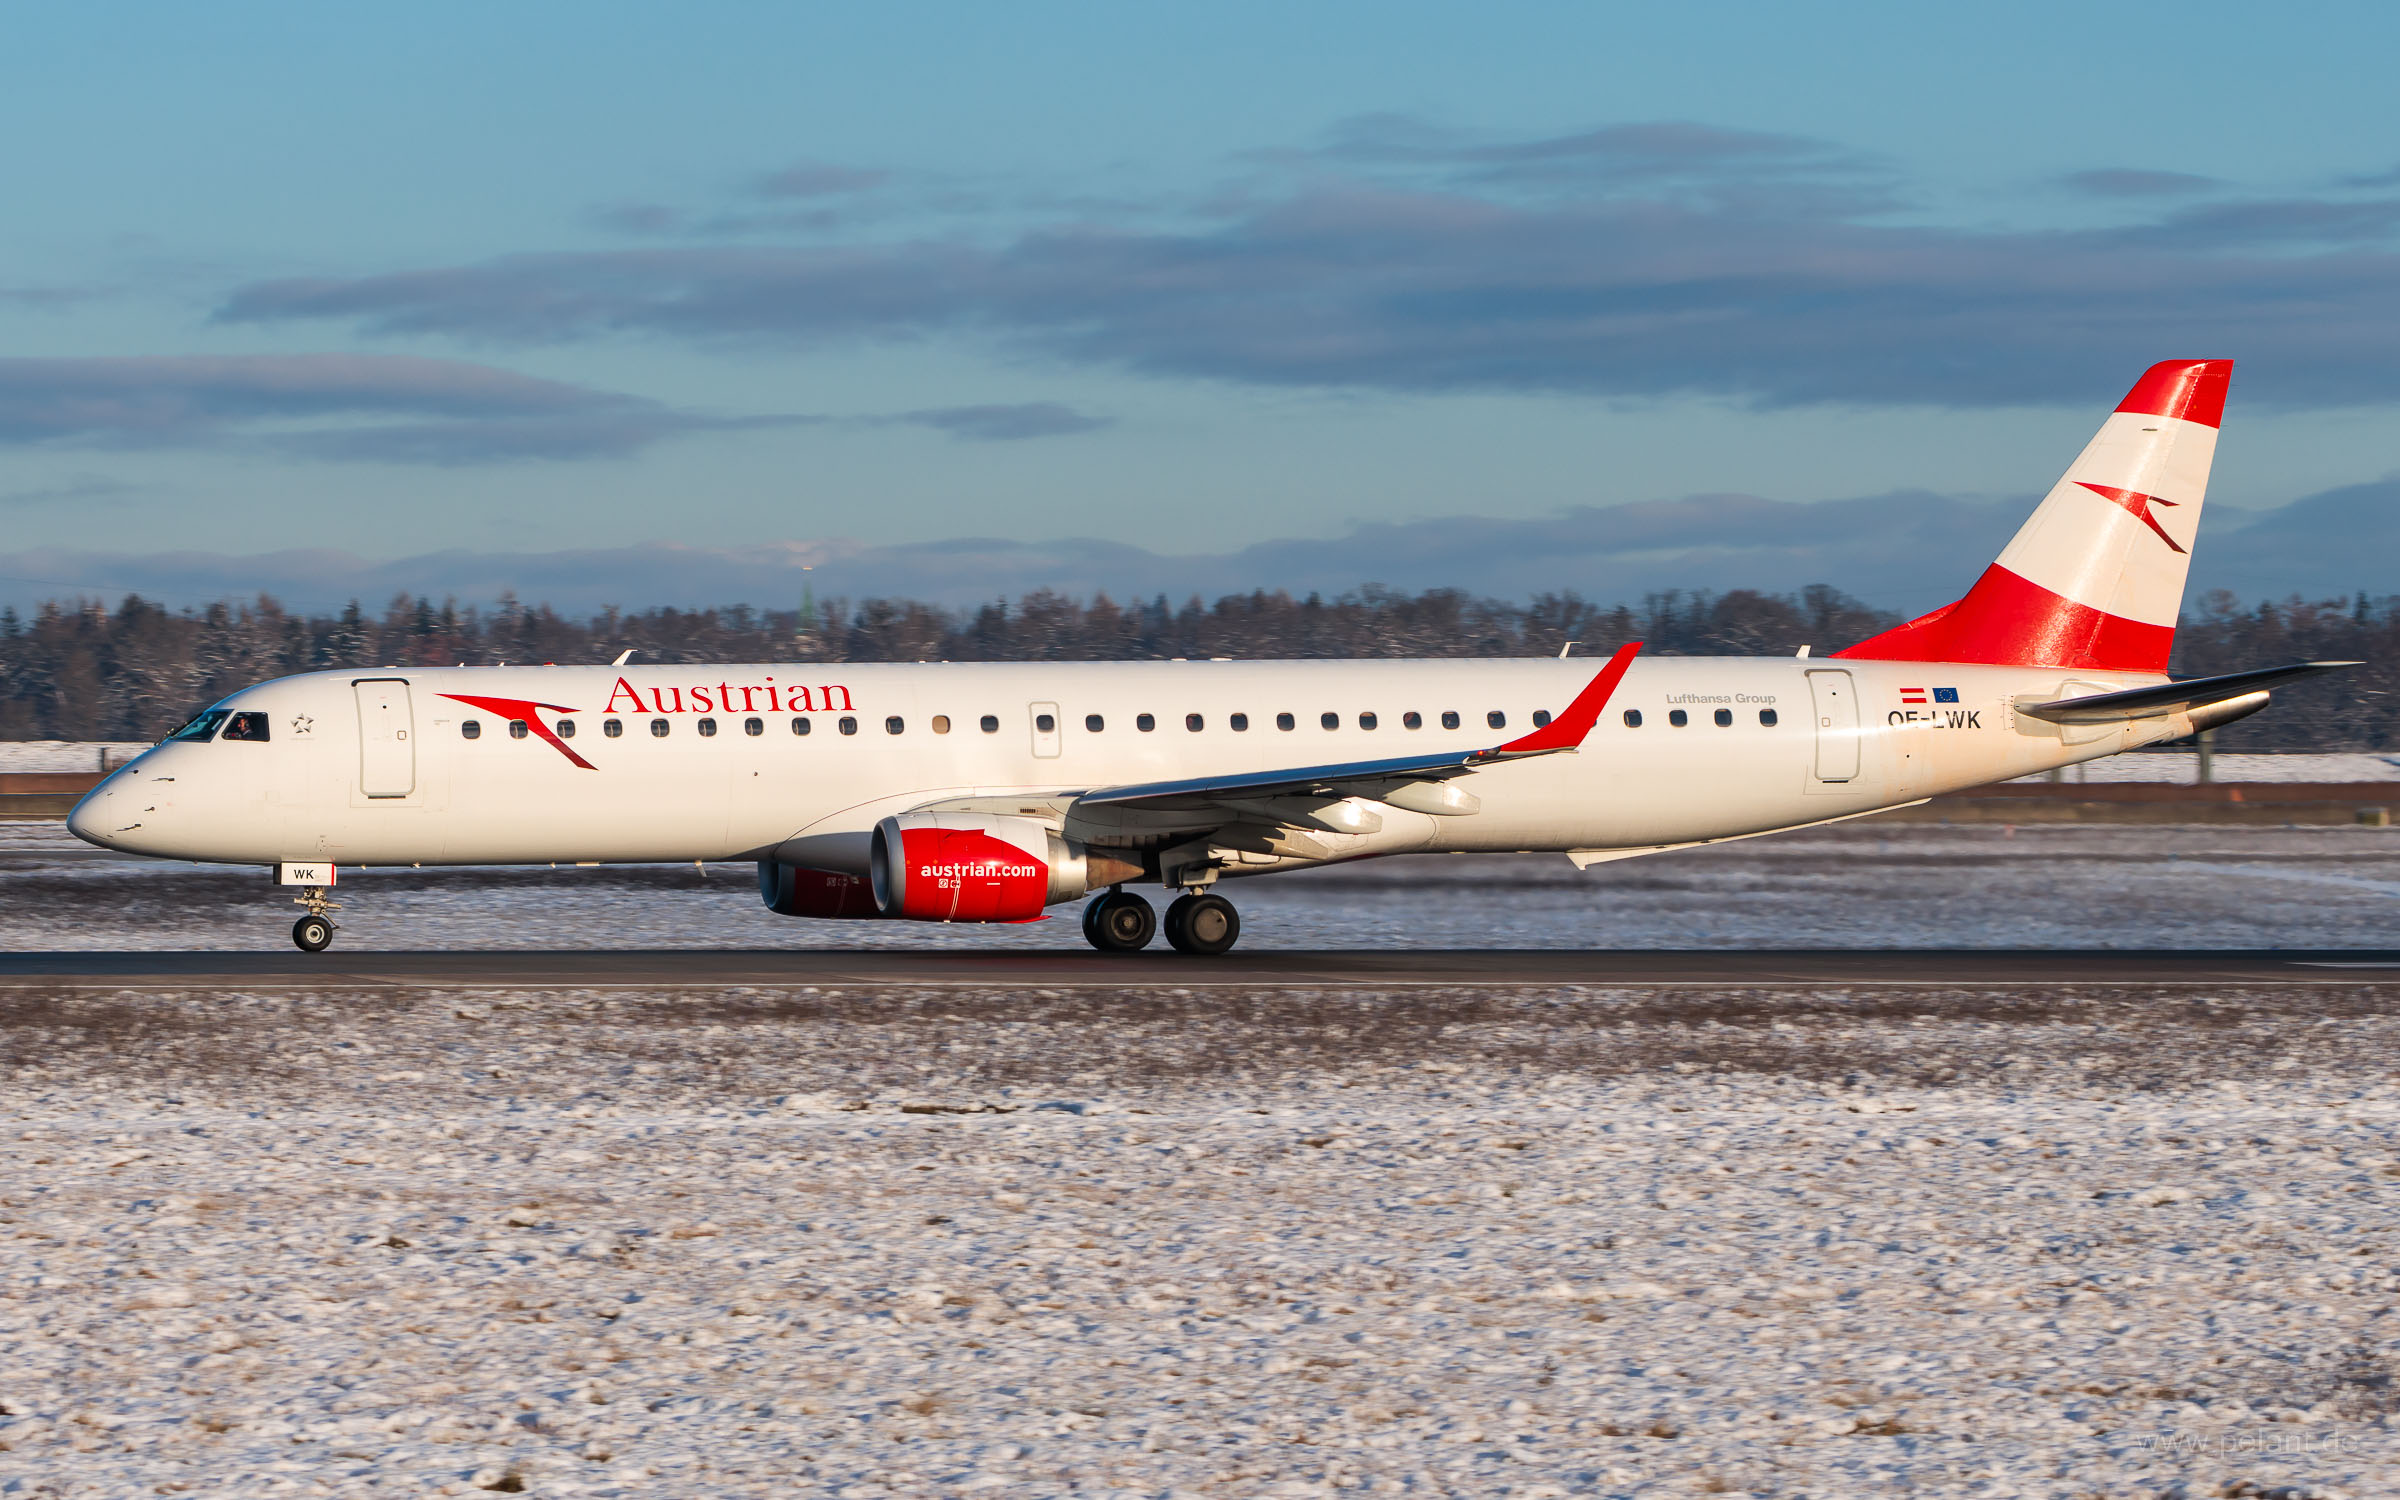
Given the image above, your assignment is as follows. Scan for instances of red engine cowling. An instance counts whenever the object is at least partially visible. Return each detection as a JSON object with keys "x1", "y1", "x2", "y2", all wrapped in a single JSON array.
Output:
[
  {"x1": 757, "y1": 861, "x2": 885, "y2": 919},
  {"x1": 870, "y1": 814, "x2": 1055, "y2": 922},
  {"x1": 869, "y1": 813, "x2": 1142, "y2": 922}
]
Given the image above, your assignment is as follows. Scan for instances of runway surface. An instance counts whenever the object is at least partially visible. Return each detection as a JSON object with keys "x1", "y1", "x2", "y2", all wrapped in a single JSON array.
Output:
[{"x1": 2, "y1": 946, "x2": 2396, "y2": 989}]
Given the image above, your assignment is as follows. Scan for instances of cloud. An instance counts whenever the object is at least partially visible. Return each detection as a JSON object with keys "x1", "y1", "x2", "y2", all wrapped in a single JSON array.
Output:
[
  {"x1": 0, "y1": 285, "x2": 102, "y2": 308},
  {"x1": 0, "y1": 475, "x2": 138, "y2": 509},
  {"x1": 0, "y1": 354, "x2": 785, "y2": 464},
  {"x1": 587, "y1": 201, "x2": 680, "y2": 235},
  {"x1": 2060, "y1": 169, "x2": 2220, "y2": 199},
  {"x1": 0, "y1": 477, "x2": 2381, "y2": 617},
  {"x1": 755, "y1": 161, "x2": 889, "y2": 199},
  {"x1": 216, "y1": 120, "x2": 2400, "y2": 411},
  {"x1": 887, "y1": 402, "x2": 1111, "y2": 441}
]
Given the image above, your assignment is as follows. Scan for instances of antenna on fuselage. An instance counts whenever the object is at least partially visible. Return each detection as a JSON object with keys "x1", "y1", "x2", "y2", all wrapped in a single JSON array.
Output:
[
  {"x1": 1558, "y1": 641, "x2": 1579, "y2": 659},
  {"x1": 611, "y1": 649, "x2": 635, "y2": 666}
]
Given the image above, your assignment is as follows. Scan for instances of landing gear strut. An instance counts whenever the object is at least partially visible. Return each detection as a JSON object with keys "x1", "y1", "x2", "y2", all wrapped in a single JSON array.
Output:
[
  {"x1": 1163, "y1": 891, "x2": 1241, "y2": 956},
  {"x1": 1082, "y1": 887, "x2": 1156, "y2": 952},
  {"x1": 291, "y1": 887, "x2": 339, "y2": 953}
]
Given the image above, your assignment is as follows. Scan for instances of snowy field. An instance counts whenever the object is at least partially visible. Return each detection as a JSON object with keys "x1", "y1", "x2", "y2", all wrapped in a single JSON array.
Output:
[
  {"x1": 2, "y1": 820, "x2": 2398, "y2": 952},
  {"x1": 3, "y1": 980, "x2": 2398, "y2": 1497}
]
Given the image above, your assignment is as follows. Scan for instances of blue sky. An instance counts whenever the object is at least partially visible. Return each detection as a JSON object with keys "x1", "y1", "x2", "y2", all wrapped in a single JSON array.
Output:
[{"x1": 2, "y1": 0, "x2": 2397, "y2": 613}]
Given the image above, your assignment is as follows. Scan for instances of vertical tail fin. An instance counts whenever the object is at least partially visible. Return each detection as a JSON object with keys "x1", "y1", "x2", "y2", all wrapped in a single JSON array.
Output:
[{"x1": 1835, "y1": 359, "x2": 2230, "y2": 673}]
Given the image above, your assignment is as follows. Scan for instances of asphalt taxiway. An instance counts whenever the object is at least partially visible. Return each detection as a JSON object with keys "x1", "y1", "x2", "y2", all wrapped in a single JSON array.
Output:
[{"x1": 0, "y1": 948, "x2": 2395, "y2": 990}]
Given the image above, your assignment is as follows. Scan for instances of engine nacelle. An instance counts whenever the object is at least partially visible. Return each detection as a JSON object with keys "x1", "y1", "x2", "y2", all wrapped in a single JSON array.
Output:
[
  {"x1": 757, "y1": 861, "x2": 885, "y2": 919},
  {"x1": 869, "y1": 813, "x2": 1142, "y2": 922}
]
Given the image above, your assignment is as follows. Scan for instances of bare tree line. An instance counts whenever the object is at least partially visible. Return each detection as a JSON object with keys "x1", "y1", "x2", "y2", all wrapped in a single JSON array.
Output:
[{"x1": 0, "y1": 584, "x2": 2379, "y2": 752}]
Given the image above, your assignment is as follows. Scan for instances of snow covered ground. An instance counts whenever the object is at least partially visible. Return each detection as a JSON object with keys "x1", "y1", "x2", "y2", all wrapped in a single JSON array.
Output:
[
  {"x1": 3, "y1": 981, "x2": 2396, "y2": 1496},
  {"x1": 0, "y1": 743, "x2": 149, "y2": 774},
  {"x1": 3, "y1": 821, "x2": 2398, "y2": 952}
]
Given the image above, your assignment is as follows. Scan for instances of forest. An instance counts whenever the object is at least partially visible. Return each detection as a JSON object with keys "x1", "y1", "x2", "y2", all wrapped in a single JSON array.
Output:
[{"x1": 0, "y1": 583, "x2": 2382, "y2": 751}]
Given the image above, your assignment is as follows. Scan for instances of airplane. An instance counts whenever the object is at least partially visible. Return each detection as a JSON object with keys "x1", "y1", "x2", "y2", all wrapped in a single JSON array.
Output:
[{"x1": 67, "y1": 358, "x2": 2354, "y2": 955}]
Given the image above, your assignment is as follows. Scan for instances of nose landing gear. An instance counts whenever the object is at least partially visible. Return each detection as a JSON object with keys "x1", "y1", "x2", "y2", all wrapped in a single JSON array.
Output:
[{"x1": 291, "y1": 887, "x2": 339, "y2": 953}]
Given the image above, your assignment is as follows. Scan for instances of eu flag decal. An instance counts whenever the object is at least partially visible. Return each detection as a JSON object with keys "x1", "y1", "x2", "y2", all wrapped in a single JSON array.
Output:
[{"x1": 1932, "y1": 687, "x2": 1960, "y2": 704}]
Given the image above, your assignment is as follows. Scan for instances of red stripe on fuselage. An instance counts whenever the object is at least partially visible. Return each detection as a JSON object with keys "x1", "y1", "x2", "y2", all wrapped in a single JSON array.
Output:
[{"x1": 1831, "y1": 565, "x2": 2174, "y2": 672}]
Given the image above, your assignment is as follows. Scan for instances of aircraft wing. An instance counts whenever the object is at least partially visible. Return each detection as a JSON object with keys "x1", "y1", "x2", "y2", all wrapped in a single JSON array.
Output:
[
  {"x1": 2018, "y1": 660, "x2": 2359, "y2": 725},
  {"x1": 1074, "y1": 642, "x2": 1642, "y2": 813}
]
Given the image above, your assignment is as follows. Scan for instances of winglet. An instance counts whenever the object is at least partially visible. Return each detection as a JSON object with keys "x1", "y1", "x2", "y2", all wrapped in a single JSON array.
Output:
[{"x1": 1491, "y1": 641, "x2": 1642, "y2": 755}]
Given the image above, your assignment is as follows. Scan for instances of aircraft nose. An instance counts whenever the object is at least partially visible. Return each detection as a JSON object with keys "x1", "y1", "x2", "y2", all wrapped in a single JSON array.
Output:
[{"x1": 66, "y1": 776, "x2": 133, "y2": 851}]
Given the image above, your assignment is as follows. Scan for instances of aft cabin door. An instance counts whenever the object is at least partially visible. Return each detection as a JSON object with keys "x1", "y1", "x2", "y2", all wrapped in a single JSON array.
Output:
[
  {"x1": 1805, "y1": 669, "x2": 1859, "y2": 783},
  {"x1": 354, "y1": 679, "x2": 416, "y2": 798}
]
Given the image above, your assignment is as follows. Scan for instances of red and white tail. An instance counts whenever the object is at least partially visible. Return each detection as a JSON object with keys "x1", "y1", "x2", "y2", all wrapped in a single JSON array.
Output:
[{"x1": 1837, "y1": 359, "x2": 2230, "y2": 673}]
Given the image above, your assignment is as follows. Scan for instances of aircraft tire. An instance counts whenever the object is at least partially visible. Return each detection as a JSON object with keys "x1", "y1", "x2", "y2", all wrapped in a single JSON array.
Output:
[
  {"x1": 292, "y1": 915, "x2": 335, "y2": 953},
  {"x1": 1084, "y1": 890, "x2": 1156, "y2": 952},
  {"x1": 1163, "y1": 892, "x2": 1240, "y2": 956}
]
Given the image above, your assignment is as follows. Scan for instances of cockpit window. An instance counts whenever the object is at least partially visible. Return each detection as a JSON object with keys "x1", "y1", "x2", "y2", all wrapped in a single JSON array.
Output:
[
  {"x1": 166, "y1": 710, "x2": 230, "y2": 742},
  {"x1": 222, "y1": 712, "x2": 270, "y2": 742}
]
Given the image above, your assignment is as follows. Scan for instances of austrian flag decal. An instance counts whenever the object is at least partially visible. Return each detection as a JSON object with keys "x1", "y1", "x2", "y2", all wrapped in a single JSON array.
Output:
[{"x1": 1898, "y1": 687, "x2": 1960, "y2": 705}]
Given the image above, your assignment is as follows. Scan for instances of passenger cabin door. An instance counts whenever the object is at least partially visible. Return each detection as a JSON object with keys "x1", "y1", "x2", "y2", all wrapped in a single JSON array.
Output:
[
  {"x1": 354, "y1": 679, "x2": 417, "y2": 798},
  {"x1": 1805, "y1": 669, "x2": 1859, "y2": 784},
  {"x1": 1029, "y1": 701, "x2": 1062, "y2": 759}
]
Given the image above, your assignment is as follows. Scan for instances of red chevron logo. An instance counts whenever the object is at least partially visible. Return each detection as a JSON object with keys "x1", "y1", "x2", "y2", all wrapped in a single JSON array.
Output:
[
  {"x1": 439, "y1": 694, "x2": 597, "y2": 770},
  {"x1": 2076, "y1": 482, "x2": 2186, "y2": 555}
]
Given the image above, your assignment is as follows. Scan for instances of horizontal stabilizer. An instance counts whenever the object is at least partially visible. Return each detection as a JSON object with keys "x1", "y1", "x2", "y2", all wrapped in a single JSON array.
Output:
[{"x1": 2017, "y1": 661, "x2": 2358, "y2": 725}]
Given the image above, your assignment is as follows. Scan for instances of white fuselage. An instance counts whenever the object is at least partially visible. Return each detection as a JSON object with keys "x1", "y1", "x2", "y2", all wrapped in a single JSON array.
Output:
[{"x1": 70, "y1": 656, "x2": 2182, "y2": 878}]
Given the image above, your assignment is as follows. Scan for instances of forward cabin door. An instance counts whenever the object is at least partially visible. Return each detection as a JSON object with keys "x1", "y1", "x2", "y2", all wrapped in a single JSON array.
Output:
[
  {"x1": 354, "y1": 679, "x2": 417, "y2": 798},
  {"x1": 1029, "y1": 701, "x2": 1062, "y2": 759},
  {"x1": 1805, "y1": 669, "x2": 1859, "y2": 784}
]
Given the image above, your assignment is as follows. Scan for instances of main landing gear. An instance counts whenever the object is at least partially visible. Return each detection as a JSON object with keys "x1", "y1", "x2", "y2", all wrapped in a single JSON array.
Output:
[
  {"x1": 1080, "y1": 886, "x2": 1242, "y2": 955},
  {"x1": 1082, "y1": 887, "x2": 1155, "y2": 952},
  {"x1": 291, "y1": 887, "x2": 339, "y2": 953}
]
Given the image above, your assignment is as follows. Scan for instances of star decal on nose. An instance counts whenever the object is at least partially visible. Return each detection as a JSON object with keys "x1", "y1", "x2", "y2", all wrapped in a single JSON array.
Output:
[
  {"x1": 2077, "y1": 482, "x2": 2187, "y2": 555},
  {"x1": 289, "y1": 714, "x2": 315, "y2": 736}
]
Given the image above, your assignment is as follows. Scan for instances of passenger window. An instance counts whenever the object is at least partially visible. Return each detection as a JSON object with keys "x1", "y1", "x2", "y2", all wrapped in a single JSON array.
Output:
[
  {"x1": 222, "y1": 712, "x2": 270, "y2": 742},
  {"x1": 1440, "y1": 711, "x2": 1460, "y2": 730},
  {"x1": 1035, "y1": 713, "x2": 1055, "y2": 734},
  {"x1": 1487, "y1": 711, "x2": 1506, "y2": 729},
  {"x1": 166, "y1": 709, "x2": 230, "y2": 742},
  {"x1": 1086, "y1": 714, "x2": 1105, "y2": 732},
  {"x1": 1359, "y1": 711, "x2": 1377, "y2": 730},
  {"x1": 1137, "y1": 713, "x2": 1156, "y2": 732},
  {"x1": 604, "y1": 718, "x2": 623, "y2": 738},
  {"x1": 461, "y1": 719, "x2": 482, "y2": 740},
  {"x1": 1320, "y1": 712, "x2": 1338, "y2": 730},
  {"x1": 1623, "y1": 709, "x2": 1643, "y2": 728},
  {"x1": 932, "y1": 715, "x2": 950, "y2": 734},
  {"x1": 650, "y1": 718, "x2": 670, "y2": 737},
  {"x1": 886, "y1": 717, "x2": 904, "y2": 735},
  {"x1": 1276, "y1": 712, "x2": 1296, "y2": 731},
  {"x1": 792, "y1": 717, "x2": 812, "y2": 736},
  {"x1": 744, "y1": 717, "x2": 763, "y2": 736},
  {"x1": 979, "y1": 714, "x2": 999, "y2": 733},
  {"x1": 840, "y1": 716, "x2": 859, "y2": 735},
  {"x1": 697, "y1": 717, "x2": 718, "y2": 736},
  {"x1": 1669, "y1": 709, "x2": 1688, "y2": 727},
  {"x1": 1531, "y1": 710, "x2": 1551, "y2": 728},
  {"x1": 1714, "y1": 708, "x2": 1733, "y2": 727},
  {"x1": 1186, "y1": 713, "x2": 1204, "y2": 732},
  {"x1": 557, "y1": 719, "x2": 577, "y2": 739},
  {"x1": 1402, "y1": 711, "x2": 1421, "y2": 729},
  {"x1": 1760, "y1": 708, "x2": 1779, "y2": 726},
  {"x1": 509, "y1": 719, "x2": 529, "y2": 739},
  {"x1": 1230, "y1": 713, "x2": 1248, "y2": 731}
]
